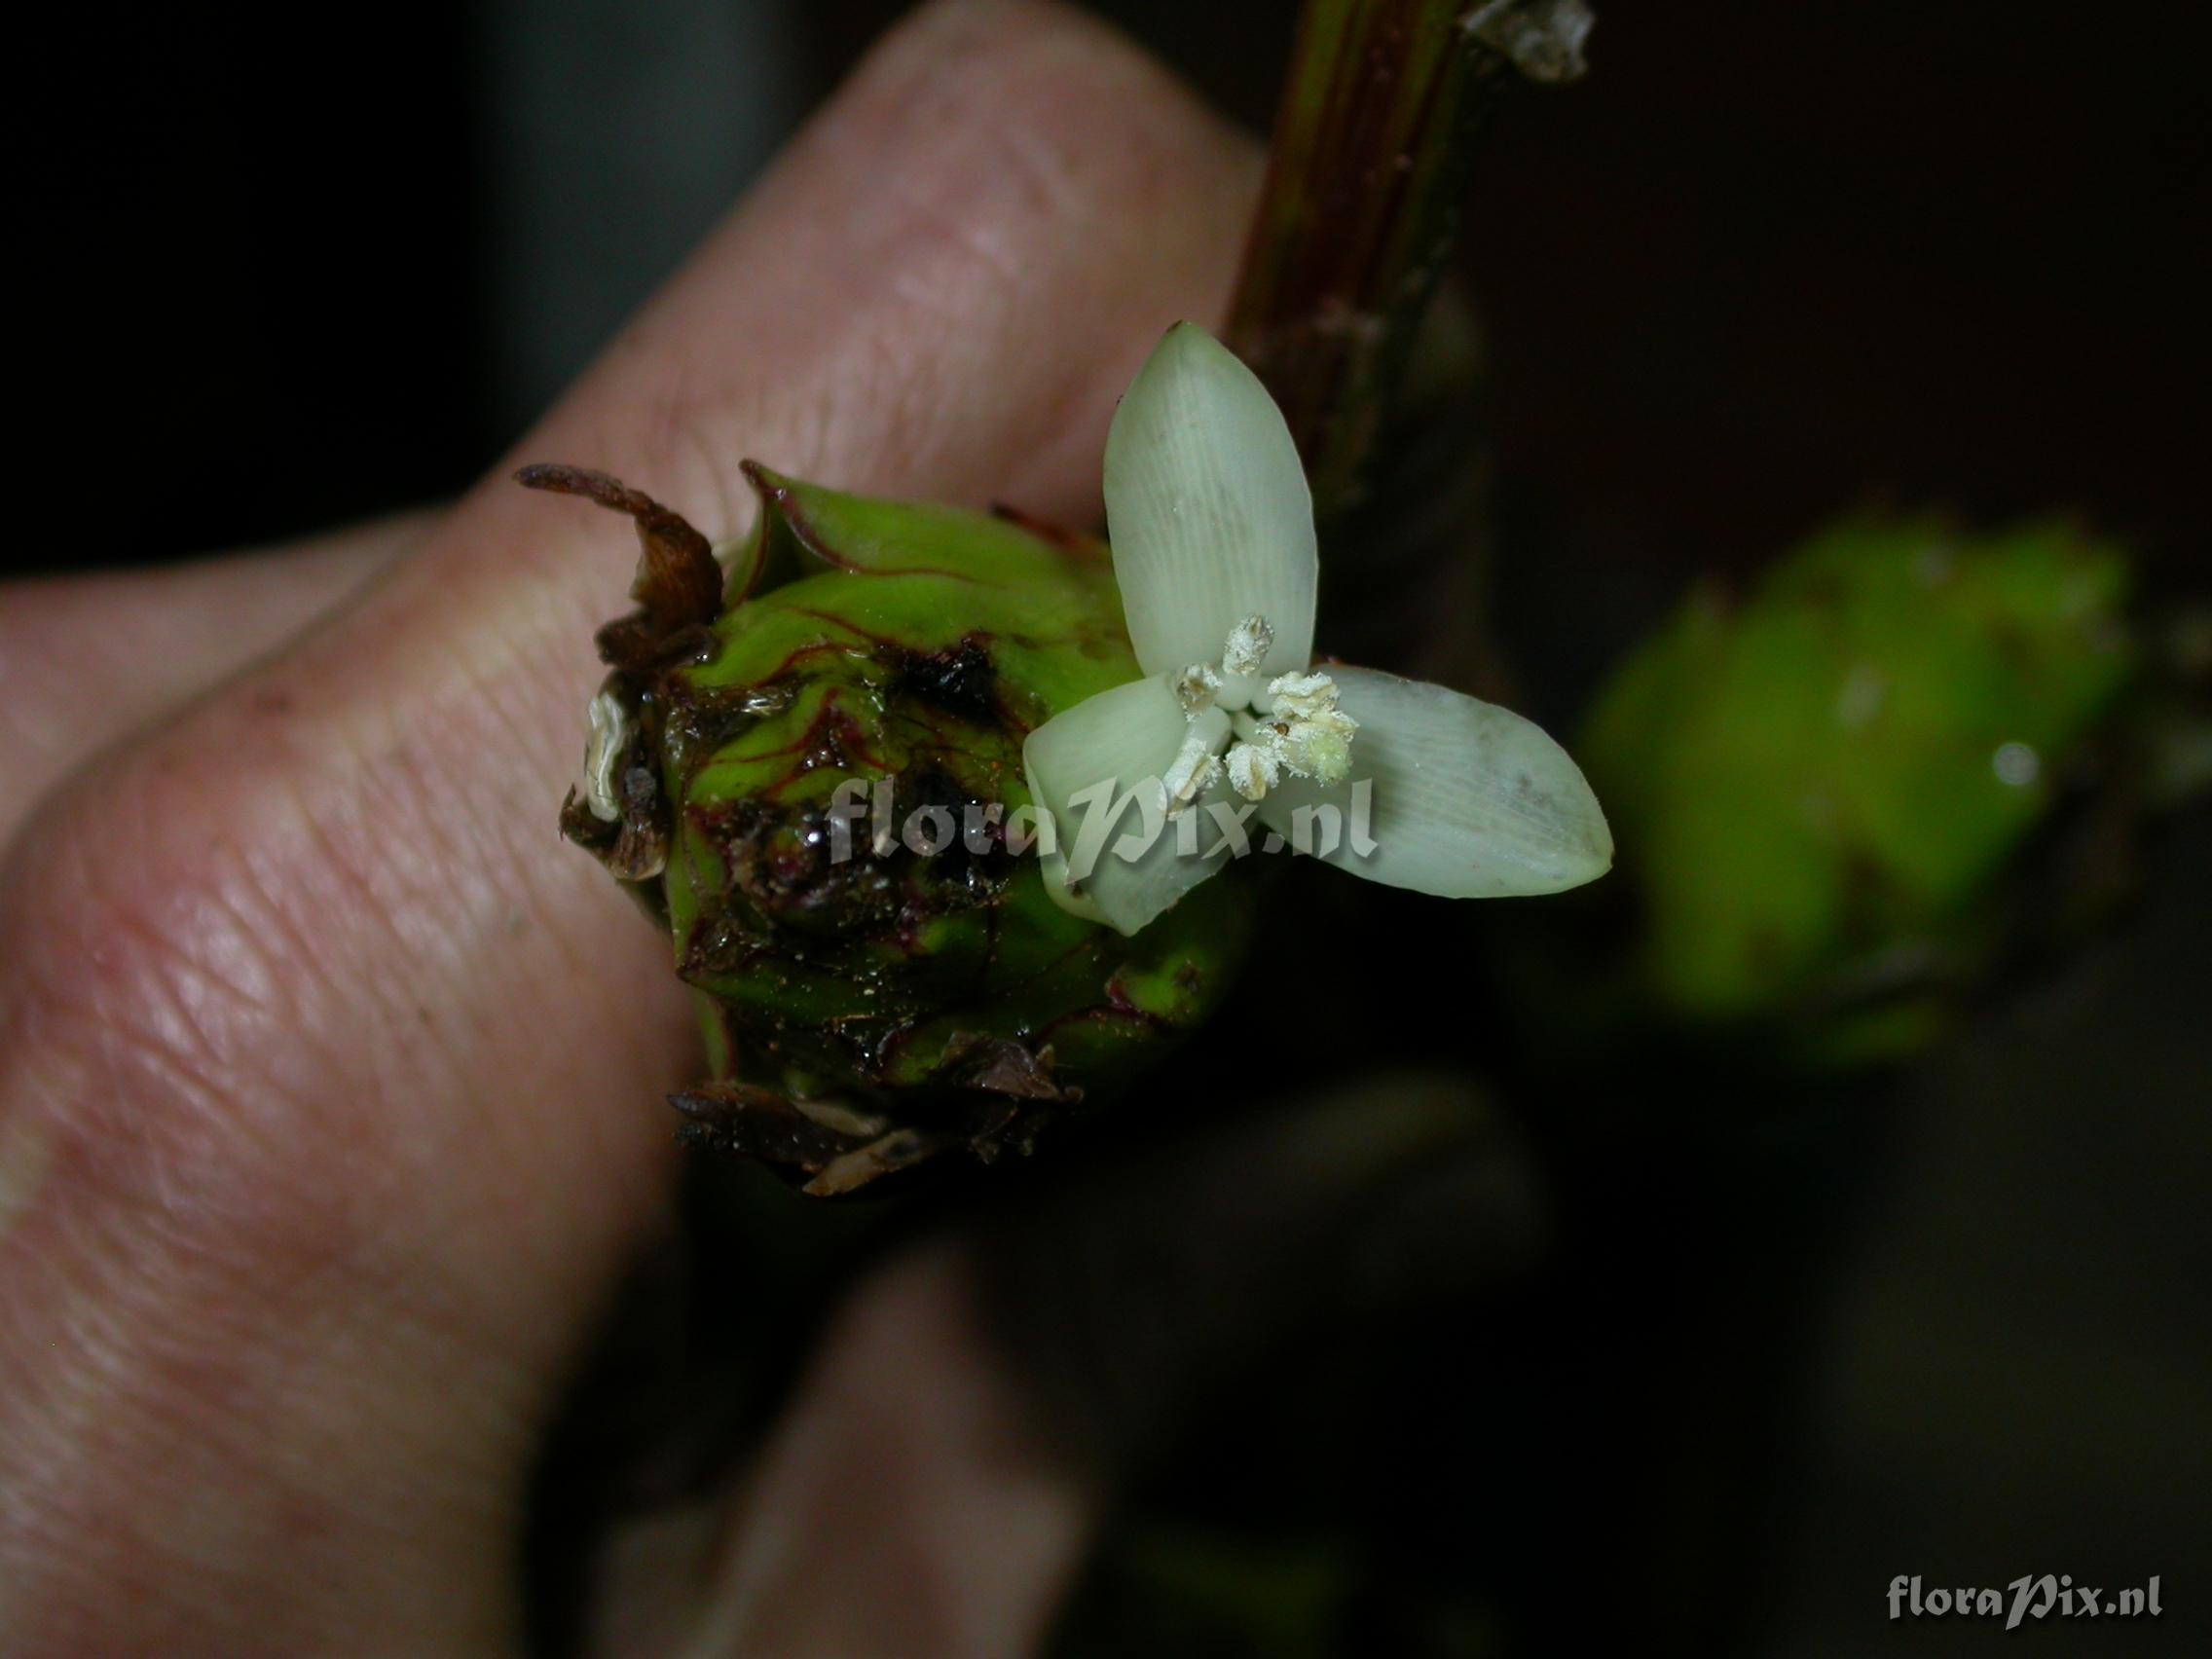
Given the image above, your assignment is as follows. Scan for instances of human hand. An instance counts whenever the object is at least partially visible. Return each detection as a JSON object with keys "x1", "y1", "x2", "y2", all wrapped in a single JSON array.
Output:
[{"x1": 0, "y1": 6, "x2": 1265, "y2": 1650}]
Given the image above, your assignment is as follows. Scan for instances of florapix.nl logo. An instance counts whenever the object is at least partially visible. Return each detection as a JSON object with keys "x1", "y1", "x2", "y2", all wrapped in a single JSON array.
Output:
[
  {"x1": 823, "y1": 773, "x2": 1378, "y2": 871},
  {"x1": 1888, "y1": 1574, "x2": 2162, "y2": 1629}
]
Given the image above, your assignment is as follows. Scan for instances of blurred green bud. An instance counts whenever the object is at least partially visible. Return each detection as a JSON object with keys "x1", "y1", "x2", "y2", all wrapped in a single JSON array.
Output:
[
  {"x1": 1580, "y1": 512, "x2": 2134, "y2": 1064},
  {"x1": 526, "y1": 462, "x2": 1252, "y2": 1194}
]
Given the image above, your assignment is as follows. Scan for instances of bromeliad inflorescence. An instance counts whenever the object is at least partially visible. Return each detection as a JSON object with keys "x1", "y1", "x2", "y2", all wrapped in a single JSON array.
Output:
[
  {"x1": 528, "y1": 323, "x2": 1609, "y2": 1193},
  {"x1": 1023, "y1": 322, "x2": 1613, "y2": 935}
]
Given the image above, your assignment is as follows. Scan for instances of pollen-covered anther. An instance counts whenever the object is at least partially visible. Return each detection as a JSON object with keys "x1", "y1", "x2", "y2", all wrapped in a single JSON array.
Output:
[
  {"x1": 1267, "y1": 670, "x2": 1343, "y2": 721},
  {"x1": 1161, "y1": 724, "x2": 1225, "y2": 815},
  {"x1": 1260, "y1": 669, "x2": 1358, "y2": 786},
  {"x1": 1173, "y1": 661, "x2": 1223, "y2": 713},
  {"x1": 583, "y1": 690, "x2": 630, "y2": 822},
  {"x1": 1224, "y1": 738, "x2": 1282, "y2": 801},
  {"x1": 1221, "y1": 614, "x2": 1275, "y2": 677}
]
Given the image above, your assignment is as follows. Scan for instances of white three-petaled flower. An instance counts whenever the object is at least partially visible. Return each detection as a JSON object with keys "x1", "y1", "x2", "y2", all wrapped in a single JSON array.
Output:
[{"x1": 1021, "y1": 322, "x2": 1613, "y2": 935}]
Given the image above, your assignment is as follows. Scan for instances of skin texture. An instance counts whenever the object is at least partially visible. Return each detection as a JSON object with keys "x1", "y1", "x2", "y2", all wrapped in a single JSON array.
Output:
[
  {"x1": 0, "y1": 4, "x2": 1261, "y2": 1652},
  {"x1": 0, "y1": 510, "x2": 430, "y2": 847}
]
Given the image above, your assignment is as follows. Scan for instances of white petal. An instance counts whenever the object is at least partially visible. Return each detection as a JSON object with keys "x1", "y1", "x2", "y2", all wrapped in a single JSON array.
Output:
[
  {"x1": 1103, "y1": 324, "x2": 1317, "y2": 679},
  {"x1": 1022, "y1": 677, "x2": 1233, "y2": 935},
  {"x1": 1257, "y1": 667, "x2": 1612, "y2": 898}
]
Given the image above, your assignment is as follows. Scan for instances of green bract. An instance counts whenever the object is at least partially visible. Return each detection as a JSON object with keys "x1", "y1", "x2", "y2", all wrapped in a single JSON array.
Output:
[
  {"x1": 531, "y1": 461, "x2": 1252, "y2": 1195},
  {"x1": 1581, "y1": 512, "x2": 2134, "y2": 1062}
]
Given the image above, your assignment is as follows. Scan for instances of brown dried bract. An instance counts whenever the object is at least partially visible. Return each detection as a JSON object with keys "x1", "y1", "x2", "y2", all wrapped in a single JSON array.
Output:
[
  {"x1": 938, "y1": 1033, "x2": 1077, "y2": 1103},
  {"x1": 516, "y1": 463, "x2": 723, "y2": 670},
  {"x1": 670, "y1": 1082, "x2": 876, "y2": 1165},
  {"x1": 669, "y1": 1084, "x2": 955, "y2": 1197},
  {"x1": 559, "y1": 770, "x2": 668, "y2": 885},
  {"x1": 666, "y1": 1029, "x2": 1073, "y2": 1197}
]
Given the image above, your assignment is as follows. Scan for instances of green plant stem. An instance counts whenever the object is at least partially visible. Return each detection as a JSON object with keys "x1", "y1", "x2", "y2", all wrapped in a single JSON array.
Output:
[{"x1": 1228, "y1": 0, "x2": 1592, "y2": 520}]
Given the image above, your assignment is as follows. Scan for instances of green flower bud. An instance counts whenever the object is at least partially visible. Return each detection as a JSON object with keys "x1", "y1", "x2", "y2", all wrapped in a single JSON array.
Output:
[
  {"x1": 1579, "y1": 512, "x2": 2134, "y2": 1064},
  {"x1": 527, "y1": 461, "x2": 1253, "y2": 1194}
]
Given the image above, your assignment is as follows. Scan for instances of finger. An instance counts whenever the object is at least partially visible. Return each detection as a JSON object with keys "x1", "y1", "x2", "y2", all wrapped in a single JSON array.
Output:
[
  {"x1": 0, "y1": 507, "x2": 432, "y2": 846},
  {"x1": 0, "y1": 2, "x2": 1258, "y2": 1652},
  {"x1": 675, "y1": 1248, "x2": 1090, "y2": 1659}
]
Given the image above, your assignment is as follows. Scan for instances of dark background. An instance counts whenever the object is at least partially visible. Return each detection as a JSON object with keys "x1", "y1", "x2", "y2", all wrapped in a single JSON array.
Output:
[
  {"x1": 25, "y1": 1, "x2": 2206, "y2": 582},
  {"x1": 21, "y1": 2, "x2": 2208, "y2": 1652}
]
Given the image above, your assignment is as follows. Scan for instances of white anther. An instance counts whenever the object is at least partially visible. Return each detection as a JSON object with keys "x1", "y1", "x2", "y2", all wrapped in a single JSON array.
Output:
[
  {"x1": 1224, "y1": 739, "x2": 1282, "y2": 802},
  {"x1": 1267, "y1": 671, "x2": 1340, "y2": 720},
  {"x1": 1161, "y1": 725, "x2": 1225, "y2": 815},
  {"x1": 1266, "y1": 670, "x2": 1356, "y2": 784},
  {"x1": 1222, "y1": 615, "x2": 1275, "y2": 678},
  {"x1": 1173, "y1": 661, "x2": 1223, "y2": 713}
]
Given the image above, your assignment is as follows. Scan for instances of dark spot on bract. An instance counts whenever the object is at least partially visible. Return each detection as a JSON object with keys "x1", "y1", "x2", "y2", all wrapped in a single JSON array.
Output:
[{"x1": 893, "y1": 636, "x2": 999, "y2": 723}]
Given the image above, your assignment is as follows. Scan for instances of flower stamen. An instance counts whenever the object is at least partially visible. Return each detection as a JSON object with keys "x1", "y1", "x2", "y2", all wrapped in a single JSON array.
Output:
[
  {"x1": 1161, "y1": 723, "x2": 1225, "y2": 815},
  {"x1": 1222, "y1": 615, "x2": 1274, "y2": 677},
  {"x1": 1160, "y1": 619, "x2": 1358, "y2": 807},
  {"x1": 1172, "y1": 661, "x2": 1223, "y2": 713},
  {"x1": 1224, "y1": 739, "x2": 1280, "y2": 800}
]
